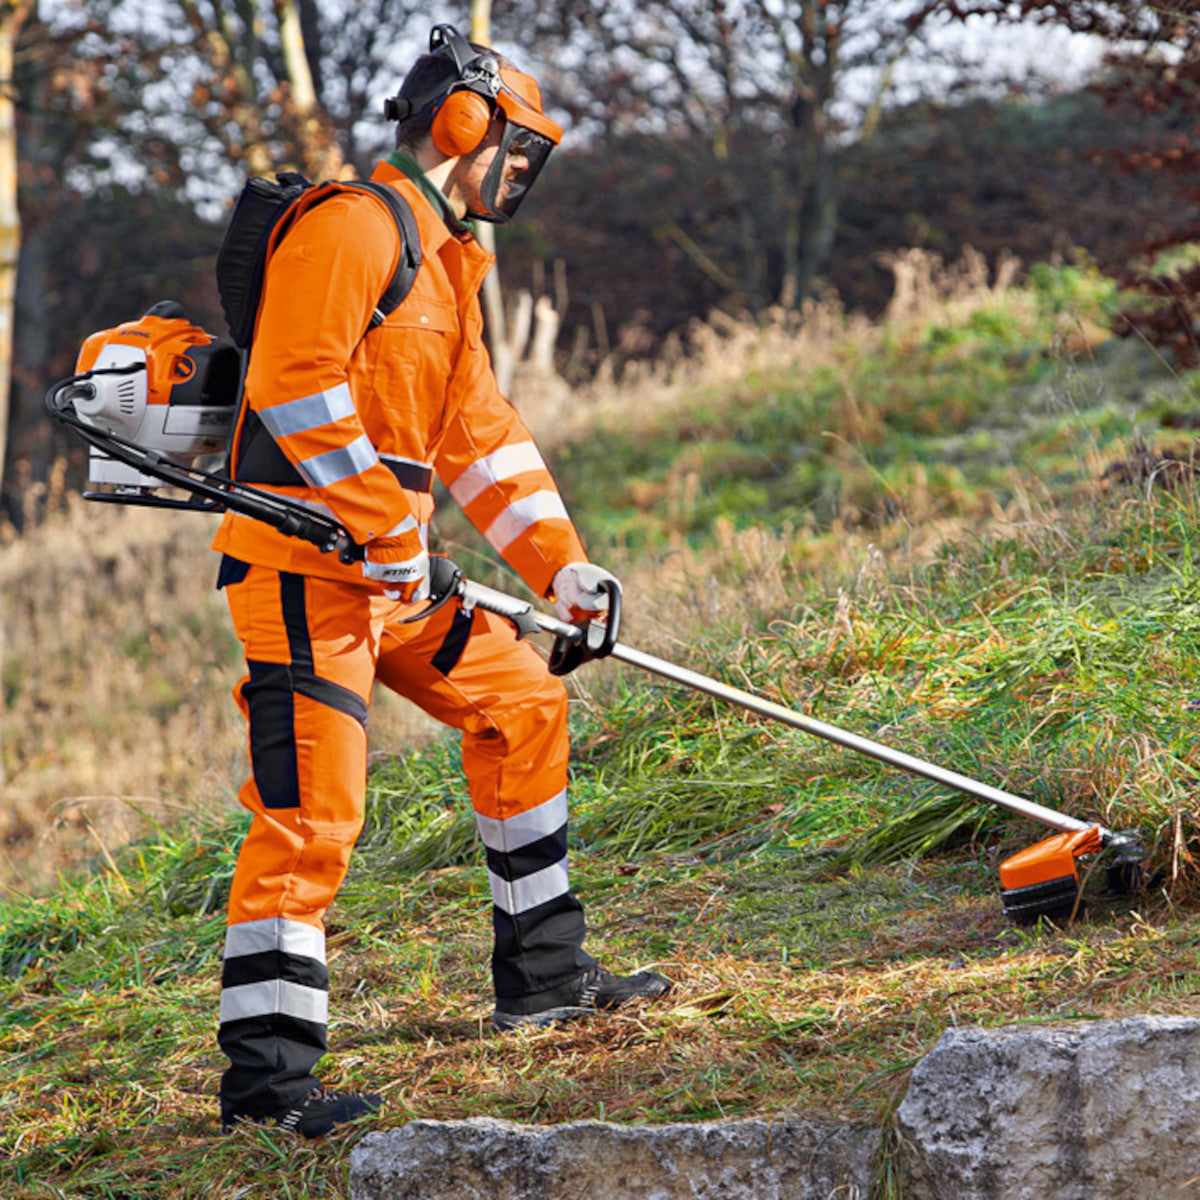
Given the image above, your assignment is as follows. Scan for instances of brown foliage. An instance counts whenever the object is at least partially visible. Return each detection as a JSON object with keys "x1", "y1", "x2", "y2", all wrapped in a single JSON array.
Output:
[{"x1": 1082, "y1": 5, "x2": 1200, "y2": 363}]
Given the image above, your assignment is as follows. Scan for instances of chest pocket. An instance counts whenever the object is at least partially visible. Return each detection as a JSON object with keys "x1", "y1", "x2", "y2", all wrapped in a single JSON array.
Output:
[{"x1": 369, "y1": 295, "x2": 461, "y2": 441}]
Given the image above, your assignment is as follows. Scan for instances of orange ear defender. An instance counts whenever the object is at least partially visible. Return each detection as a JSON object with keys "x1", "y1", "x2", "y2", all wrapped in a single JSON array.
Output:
[
  {"x1": 384, "y1": 24, "x2": 502, "y2": 157},
  {"x1": 430, "y1": 88, "x2": 494, "y2": 157}
]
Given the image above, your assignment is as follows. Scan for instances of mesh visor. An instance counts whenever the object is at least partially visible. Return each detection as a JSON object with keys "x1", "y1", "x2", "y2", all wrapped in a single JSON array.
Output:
[{"x1": 475, "y1": 120, "x2": 556, "y2": 223}]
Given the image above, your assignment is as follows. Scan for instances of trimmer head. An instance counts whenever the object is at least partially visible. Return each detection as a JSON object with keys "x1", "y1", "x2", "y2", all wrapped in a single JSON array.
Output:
[
  {"x1": 999, "y1": 826, "x2": 1144, "y2": 924},
  {"x1": 1104, "y1": 832, "x2": 1148, "y2": 897}
]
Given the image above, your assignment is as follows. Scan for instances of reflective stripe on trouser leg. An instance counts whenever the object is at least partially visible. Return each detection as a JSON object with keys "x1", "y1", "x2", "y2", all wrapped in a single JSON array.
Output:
[
  {"x1": 475, "y1": 786, "x2": 595, "y2": 1013},
  {"x1": 374, "y1": 601, "x2": 594, "y2": 1008},
  {"x1": 218, "y1": 568, "x2": 379, "y2": 1119},
  {"x1": 218, "y1": 917, "x2": 329, "y2": 1120}
]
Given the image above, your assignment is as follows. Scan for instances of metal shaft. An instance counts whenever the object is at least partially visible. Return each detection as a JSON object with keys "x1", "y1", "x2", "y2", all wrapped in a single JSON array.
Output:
[
  {"x1": 610, "y1": 643, "x2": 1092, "y2": 835},
  {"x1": 458, "y1": 579, "x2": 1095, "y2": 837}
]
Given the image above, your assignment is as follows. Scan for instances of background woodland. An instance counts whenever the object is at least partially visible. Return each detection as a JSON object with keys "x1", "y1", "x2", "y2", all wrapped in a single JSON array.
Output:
[{"x1": 0, "y1": 0, "x2": 1193, "y2": 516}]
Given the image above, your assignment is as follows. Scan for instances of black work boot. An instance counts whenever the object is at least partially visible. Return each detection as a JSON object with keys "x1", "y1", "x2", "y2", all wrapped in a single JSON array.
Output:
[
  {"x1": 492, "y1": 964, "x2": 671, "y2": 1031},
  {"x1": 222, "y1": 1085, "x2": 383, "y2": 1138}
]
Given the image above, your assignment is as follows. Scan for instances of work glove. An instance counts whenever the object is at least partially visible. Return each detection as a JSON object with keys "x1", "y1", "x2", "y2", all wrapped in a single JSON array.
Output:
[
  {"x1": 362, "y1": 529, "x2": 429, "y2": 603},
  {"x1": 552, "y1": 562, "x2": 619, "y2": 622}
]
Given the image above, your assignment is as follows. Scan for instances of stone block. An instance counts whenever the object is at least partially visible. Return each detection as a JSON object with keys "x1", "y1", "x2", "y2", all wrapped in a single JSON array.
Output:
[
  {"x1": 896, "y1": 1015, "x2": 1200, "y2": 1199},
  {"x1": 350, "y1": 1115, "x2": 880, "y2": 1200}
]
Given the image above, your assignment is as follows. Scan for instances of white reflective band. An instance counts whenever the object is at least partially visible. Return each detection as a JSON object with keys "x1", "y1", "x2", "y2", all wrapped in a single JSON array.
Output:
[
  {"x1": 449, "y1": 442, "x2": 546, "y2": 508},
  {"x1": 224, "y1": 917, "x2": 326, "y2": 964},
  {"x1": 219, "y1": 979, "x2": 329, "y2": 1025},
  {"x1": 257, "y1": 383, "x2": 355, "y2": 440},
  {"x1": 298, "y1": 434, "x2": 378, "y2": 488},
  {"x1": 383, "y1": 514, "x2": 419, "y2": 538},
  {"x1": 489, "y1": 857, "x2": 571, "y2": 915},
  {"x1": 476, "y1": 790, "x2": 568, "y2": 854},
  {"x1": 485, "y1": 491, "x2": 569, "y2": 553}
]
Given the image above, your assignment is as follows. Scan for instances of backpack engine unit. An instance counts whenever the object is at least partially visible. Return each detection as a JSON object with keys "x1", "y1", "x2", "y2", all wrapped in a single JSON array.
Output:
[
  {"x1": 47, "y1": 170, "x2": 420, "y2": 526},
  {"x1": 56, "y1": 300, "x2": 241, "y2": 505}
]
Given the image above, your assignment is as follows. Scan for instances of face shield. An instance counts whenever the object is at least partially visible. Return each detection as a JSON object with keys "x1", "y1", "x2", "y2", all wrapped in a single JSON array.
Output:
[
  {"x1": 468, "y1": 67, "x2": 562, "y2": 224},
  {"x1": 474, "y1": 122, "x2": 556, "y2": 223}
]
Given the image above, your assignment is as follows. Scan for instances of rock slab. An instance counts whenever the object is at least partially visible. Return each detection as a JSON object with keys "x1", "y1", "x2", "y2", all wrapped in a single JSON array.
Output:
[
  {"x1": 349, "y1": 1116, "x2": 880, "y2": 1200},
  {"x1": 896, "y1": 1014, "x2": 1200, "y2": 1200}
]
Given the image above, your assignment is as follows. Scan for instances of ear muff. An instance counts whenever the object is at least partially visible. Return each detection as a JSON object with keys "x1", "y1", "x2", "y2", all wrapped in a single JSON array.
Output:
[{"x1": 431, "y1": 88, "x2": 494, "y2": 157}]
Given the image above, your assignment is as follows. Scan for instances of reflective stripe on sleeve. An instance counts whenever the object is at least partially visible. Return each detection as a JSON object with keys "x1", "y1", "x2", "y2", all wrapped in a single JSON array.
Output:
[
  {"x1": 218, "y1": 979, "x2": 329, "y2": 1025},
  {"x1": 488, "y1": 857, "x2": 571, "y2": 915},
  {"x1": 475, "y1": 790, "x2": 568, "y2": 854},
  {"x1": 256, "y1": 383, "x2": 356, "y2": 440},
  {"x1": 449, "y1": 442, "x2": 547, "y2": 508},
  {"x1": 296, "y1": 434, "x2": 379, "y2": 489},
  {"x1": 384, "y1": 514, "x2": 420, "y2": 538},
  {"x1": 484, "y1": 491, "x2": 570, "y2": 553},
  {"x1": 224, "y1": 917, "x2": 326, "y2": 964}
]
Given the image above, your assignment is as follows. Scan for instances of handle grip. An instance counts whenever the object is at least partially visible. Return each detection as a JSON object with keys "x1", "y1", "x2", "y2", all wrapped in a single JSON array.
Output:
[{"x1": 547, "y1": 578, "x2": 622, "y2": 676}]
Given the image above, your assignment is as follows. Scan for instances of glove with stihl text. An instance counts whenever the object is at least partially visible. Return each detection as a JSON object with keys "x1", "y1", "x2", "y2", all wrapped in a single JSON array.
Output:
[
  {"x1": 552, "y1": 562, "x2": 620, "y2": 622},
  {"x1": 362, "y1": 528, "x2": 429, "y2": 602}
]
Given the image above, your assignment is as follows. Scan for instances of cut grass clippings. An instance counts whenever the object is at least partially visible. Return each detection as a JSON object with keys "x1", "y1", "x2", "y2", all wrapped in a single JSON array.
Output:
[{"x1": 2, "y1": 848, "x2": 1196, "y2": 1199}]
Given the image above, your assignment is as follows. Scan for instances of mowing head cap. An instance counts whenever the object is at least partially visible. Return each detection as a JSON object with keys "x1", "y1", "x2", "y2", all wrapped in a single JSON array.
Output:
[{"x1": 999, "y1": 826, "x2": 1103, "y2": 926}]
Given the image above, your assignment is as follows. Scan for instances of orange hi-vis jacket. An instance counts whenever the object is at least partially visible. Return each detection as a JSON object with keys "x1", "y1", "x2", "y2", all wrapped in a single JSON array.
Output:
[{"x1": 212, "y1": 159, "x2": 587, "y2": 598}]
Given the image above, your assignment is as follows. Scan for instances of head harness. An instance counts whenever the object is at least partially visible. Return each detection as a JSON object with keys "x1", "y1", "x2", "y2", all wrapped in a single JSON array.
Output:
[{"x1": 384, "y1": 24, "x2": 562, "y2": 223}]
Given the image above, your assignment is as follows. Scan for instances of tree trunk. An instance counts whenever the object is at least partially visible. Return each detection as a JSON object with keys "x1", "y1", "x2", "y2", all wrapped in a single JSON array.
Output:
[
  {"x1": 0, "y1": 2, "x2": 31, "y2": 492},
  {"x1": 793, "y1": 139, "x2": 838, "y2": 306},
  {"x1": 469, "y1": 0, "x2": 515, "y2": 393},
  {"x1": 275, "y1": 0, "x2": 342, "y2": 177},
  {"x1": 781, "y1": 20, "x2": 839, "y2": 310}
]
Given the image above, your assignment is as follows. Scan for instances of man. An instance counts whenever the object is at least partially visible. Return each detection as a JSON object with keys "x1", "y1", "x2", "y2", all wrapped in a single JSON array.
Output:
[{"x1": 211, "y1": 25, "x2": 669, "y2": 1139}]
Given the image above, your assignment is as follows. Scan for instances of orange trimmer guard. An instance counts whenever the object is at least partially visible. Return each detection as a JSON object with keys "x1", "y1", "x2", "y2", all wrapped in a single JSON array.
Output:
[
  {"x1": 1000, "y1": 826, "x2": 1104, "y2": 890},
  {"x1": 999, "y1": 826, "x2": 1105, "y2": 924}
]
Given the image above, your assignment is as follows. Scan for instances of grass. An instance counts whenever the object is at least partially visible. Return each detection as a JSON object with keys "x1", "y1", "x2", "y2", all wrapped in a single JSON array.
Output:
[
  {"x1": 524, "y1": 263, "x2": 1155, "y2": 555},
  {"x1": 4, "y1": 264, "x2": 1200, "y2": 1196},
  {"x1": 1, "y1": 826, "x2": 1193, "y2": 1196}
]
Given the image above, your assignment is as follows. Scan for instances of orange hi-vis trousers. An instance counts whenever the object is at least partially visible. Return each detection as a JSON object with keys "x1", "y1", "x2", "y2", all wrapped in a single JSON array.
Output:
[{"x1": 216, "y1": 559, "x2": 594, "y2": 1119}]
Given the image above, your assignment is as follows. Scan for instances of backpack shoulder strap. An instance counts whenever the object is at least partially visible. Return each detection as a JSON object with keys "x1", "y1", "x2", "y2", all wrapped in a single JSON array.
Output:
[{"x1": 339, "y1": 180, "x2": 423, "y2": 328}]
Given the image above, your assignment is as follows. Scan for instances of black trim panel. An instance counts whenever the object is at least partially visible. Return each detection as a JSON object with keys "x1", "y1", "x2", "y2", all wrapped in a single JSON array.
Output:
[
  {"x1": 491, "y1": 892, "x2": 590, "y2": 1005},
  {"x1": 241, "y1": 662, "x2": 300, "y2": 809},
  {"x1": 484, "y1": 826, "x2": 570, "y2": 883},
  {"x1": 431, "y1": 604, "x2": 475, "y2": 676},
  {"x1": 221, "y1": 950, "x2": 330, "y2": 993}
]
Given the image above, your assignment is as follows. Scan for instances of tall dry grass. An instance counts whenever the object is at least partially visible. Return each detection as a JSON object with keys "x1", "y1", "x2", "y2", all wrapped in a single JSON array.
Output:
[
  {"x1": 1, "y1": 499, "x2": 235, "y2": 890},
  {"x1": 512, "y1": 244, "x2": 1025, "y2": 450},
  {"x1": 0, "y1": 496, "x2": 444, "y2": 893}
]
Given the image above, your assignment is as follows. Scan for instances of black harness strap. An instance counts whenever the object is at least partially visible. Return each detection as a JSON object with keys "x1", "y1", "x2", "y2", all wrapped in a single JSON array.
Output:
[{"x1": 235, "y1": 418, "x2": 435, "y2": 493}]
